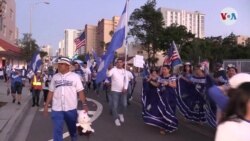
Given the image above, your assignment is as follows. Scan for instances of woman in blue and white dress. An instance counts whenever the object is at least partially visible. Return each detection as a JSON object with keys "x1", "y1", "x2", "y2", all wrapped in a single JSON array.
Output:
[
  {"x1": 142, "y1": 65, "x2": 178, "y2": 134},
  {"x1": 142, "y1": 68, "x2": 161, "y2": 131},
  {"x1": 157, "y1": 65, "x2": 178, "y2": 133},
  {"x1": 176, "y1": 62, "x2": 201, "y2": 121},
  {"x1": 176, "y1": 63, "x2": 217, "y2": 127},
  {"x1": 190, "y1": 64, "x2": 216, "y2": 127}
]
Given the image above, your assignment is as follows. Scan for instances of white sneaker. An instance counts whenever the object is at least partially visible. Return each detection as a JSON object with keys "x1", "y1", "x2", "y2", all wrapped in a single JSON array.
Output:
[
  {"x1": 115, "y1": 119, "x2": 121, "y2": 126},
  {"x1": 129, "y1": 96, "x2": 133, "y2": 101},
  {"x1": 119, "y1": 114, "x2": 124, "y2": 123}
]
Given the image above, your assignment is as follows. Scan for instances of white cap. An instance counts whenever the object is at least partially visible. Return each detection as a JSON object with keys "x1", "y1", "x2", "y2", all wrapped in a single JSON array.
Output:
[
  {"x1": 57, "y1": 57, "x2": 72, "y2": 66},
  {"x1": 229, "y1": 73, "x2": 250, "y2": 88}
]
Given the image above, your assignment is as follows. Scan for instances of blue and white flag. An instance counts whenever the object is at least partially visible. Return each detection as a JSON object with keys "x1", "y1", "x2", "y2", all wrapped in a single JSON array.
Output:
[
  {"x1": 96, "y1": 0, "x2": 128, "y2": 83},
  {"x1": 30, "y1": 51, "x2": 42, "y2": 73}
]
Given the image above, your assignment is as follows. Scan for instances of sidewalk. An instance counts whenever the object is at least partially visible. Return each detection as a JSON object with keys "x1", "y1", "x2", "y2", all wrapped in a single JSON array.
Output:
[{"x1": 0, "y1": 80, "x2": 32, "y2": 141}]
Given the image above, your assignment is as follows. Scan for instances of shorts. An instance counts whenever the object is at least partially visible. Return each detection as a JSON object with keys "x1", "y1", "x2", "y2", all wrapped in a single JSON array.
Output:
[{"x1": 11, "y1": 85, "x2": 23, "y2": 94}]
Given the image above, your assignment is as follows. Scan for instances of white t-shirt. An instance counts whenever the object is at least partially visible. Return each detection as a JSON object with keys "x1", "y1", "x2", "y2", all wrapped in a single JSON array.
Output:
[
  {"x1": 126, "y1": 70, "x2": 134, "y2": 82},
  {"x1": 82, "y1": 67, "x2": 91, "y2": 82},
  {"x1": 49, "y1": 72, "x2": 84, "y2": 111},
  {"x1": 107, "y1": 67, "x2": 129, "y2": 92},
  {"x1": 215, "y1": 119, "x2": 250, "y2": 141}
]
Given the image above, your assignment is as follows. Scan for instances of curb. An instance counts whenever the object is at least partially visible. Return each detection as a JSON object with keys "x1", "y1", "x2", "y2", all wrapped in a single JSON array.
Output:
[{"x1": 0, "y1": 96, "x2": 32, "y2": 141}]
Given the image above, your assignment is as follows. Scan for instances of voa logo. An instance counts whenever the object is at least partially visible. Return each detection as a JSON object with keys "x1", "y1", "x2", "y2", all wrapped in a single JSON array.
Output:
[{"x1": 220, "y1": 7, "x2": 238, "y2": 25}]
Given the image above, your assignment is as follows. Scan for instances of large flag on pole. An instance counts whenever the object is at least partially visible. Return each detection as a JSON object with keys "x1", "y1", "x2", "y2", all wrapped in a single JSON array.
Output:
[
  {"x1": 74, "y1": 32, "x2": 86, "y2": 51},
  {"x1": 96, "y1": 0, "x2": 128, "y2": 83},
  {"x1": 163, "y1": 41, "x2": 182, "y2": 68},
  {"x1": 29, "y1": 51, "x2": 42, "y2": 73}
]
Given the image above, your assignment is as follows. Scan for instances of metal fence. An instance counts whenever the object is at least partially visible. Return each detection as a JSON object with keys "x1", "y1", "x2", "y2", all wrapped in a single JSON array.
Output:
[{"x1": 223, "y1": 59, "x2": 250, "y2": 73}]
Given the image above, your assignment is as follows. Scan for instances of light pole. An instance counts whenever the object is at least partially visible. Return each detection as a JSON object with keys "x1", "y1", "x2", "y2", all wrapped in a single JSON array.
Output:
[
  {"x1": 29, "y1": 1, "x2": 50, "y2": 37},
  {"x1": 29, "y1": 1, "x2": 49, "y2": 54}
]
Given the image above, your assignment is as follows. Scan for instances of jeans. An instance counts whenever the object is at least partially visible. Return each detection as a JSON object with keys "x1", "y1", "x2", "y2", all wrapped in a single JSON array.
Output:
[
  {"x1": 51, "y1": 109, "x2": 77, "y2": 141},
  {"x1": 32, "y1": 89, "x2": 41, "y2": 105},
  {"x1": 109, "y1": 91, "x2": 127, "y2": 120},
  {"x1": 127, "y1": 83, "x2": 132, "y2": 100}
]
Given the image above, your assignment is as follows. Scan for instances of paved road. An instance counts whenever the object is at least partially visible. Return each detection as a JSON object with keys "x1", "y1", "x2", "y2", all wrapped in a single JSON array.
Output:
[{"x1": 23, "y1": 76, "x2": 215, "y2": 141}]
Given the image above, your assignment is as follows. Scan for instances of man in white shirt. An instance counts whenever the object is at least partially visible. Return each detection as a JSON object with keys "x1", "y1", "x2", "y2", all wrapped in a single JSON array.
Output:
[
  {"x1": 125, "y1": 66, "x2": 134, "y2": 104},
  {"x1": 107, "y1": 58, "x2": 129, "y2": 126},
  {"x1": 43, "y1": 57, "x2": 88, "y2": 141},
  {"x1": 82, "y1": 62, "x2": 92, "y2": 91}
]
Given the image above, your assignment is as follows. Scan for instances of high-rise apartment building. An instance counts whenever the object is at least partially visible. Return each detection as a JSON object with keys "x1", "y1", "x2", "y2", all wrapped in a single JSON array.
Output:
[
  {"x1": 81, "y1": 24, "x2": 98, "y2": 55},
  {"x1": 58, "y1": 39, "x2": 65, "y2": 56},
  {"x1": 64, "y1": 29, "x2": 82, "y2": 58},
  {"x1": 159, "y1": 7, "x2": 205, "y2": 38},
  {"x1": 96, "y1": 16, "x2": 121, "y2": 56},
  {"x1": 236, "y1": 35, "x2": 249, "y2": 46},
  {"x1": 41, "y1": 44, "x2": 53, "y2": 56},
  {"x1": 60, "y1": 16, "x2": 124, "y2": 58}
]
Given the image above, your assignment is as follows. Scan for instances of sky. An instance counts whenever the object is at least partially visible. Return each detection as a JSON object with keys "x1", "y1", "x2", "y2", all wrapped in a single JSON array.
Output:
[{"x1": 16, "y1": 0, "x2": 250, "y2": 54}]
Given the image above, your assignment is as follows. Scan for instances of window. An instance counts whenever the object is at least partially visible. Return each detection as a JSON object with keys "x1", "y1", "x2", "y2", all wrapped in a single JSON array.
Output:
[
  {"x1": 10, "y1": 9, "x2": 14, "y2": 20},
  {"x1": 9, "y1": 30, "x2": 13, "y2": 39},
  {"x1": 0, "y1": 17, "x2": 3, "y2": 31},
  {"x1": 3, "y1": 25, "x2": 6, "y2": 36}
]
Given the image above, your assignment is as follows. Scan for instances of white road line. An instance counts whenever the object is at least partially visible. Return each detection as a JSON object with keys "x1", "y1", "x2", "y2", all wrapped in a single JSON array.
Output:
[
  {"x1": 39, "y1": 108, "x2": 96, "y2": 116},
  {"x1": 86, "y1": 98, "x2": 103, "y2": 123},
  {"x1": 39, "y1": 108, "x2": 52, "y2": 112},
  {"x1": 47, "y1": 98, "x2": 103, "y2": 141}
]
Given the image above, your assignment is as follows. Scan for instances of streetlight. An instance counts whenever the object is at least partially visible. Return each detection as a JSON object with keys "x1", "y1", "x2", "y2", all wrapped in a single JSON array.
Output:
[
  {"x1": 29, "y1": 1, "x2": 49, "y2": 54},
  {"x1": 29, "y1": 1, "x2": 50, "y2": 37}
]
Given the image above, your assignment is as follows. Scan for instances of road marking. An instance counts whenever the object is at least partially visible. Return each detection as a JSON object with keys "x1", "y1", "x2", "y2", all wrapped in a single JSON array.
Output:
[
  {"x1": 39, "y1": 108, "x2": 96, "y2": 115},
  {"x1": 47, "y1": 98, "x2": 103, "y2": 141},
  {"x1": 39, "y1": 108, "x2": 52, "y2": 112},
  {"x1": 86, "y1": 98, "x2": 103, "y2": 123}
]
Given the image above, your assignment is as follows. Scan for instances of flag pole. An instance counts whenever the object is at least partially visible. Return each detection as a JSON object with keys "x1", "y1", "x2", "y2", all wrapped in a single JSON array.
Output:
[{"x1": 124, "y1": 0, "x2": 129, "y2": 71}]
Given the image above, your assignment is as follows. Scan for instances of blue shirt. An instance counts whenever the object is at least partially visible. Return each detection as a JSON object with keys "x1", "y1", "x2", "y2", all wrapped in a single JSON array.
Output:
[{"x1": 11, "y1": 72, "x2": 22, "y2": 86}]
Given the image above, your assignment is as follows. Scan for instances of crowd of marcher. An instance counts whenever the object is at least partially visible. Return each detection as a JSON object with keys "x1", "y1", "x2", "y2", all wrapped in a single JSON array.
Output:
[
  {"x1": 3, "y1": 56, "x2": 250, "y2": 141},
  {"x1": 141, "y1": 61, "x2": 250, "y2": 140}
]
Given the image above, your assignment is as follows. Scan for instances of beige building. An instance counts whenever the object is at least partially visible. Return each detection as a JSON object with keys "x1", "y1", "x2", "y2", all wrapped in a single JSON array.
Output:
[
  {"x1": 236, "y1": 35, "x2": 249, "y2": 46},
  {"x1": 159, "y1": 7, "x2": 205, "y2": 38},
  {"x1": 41, "y1": 44, "x2": 53, "y2": 56},
  {"x1": 82, "y1": 24, "x2": 98, "y2": 54},
  {"x1": 58, "y1": 39, "x2": 65, "y2": 56},
  {"x1": 0, "y1": 0, "x2": 24, "y2": 68},
  {"x1": 96, "y1": 16, "x2": 121, "y2": 56},
  {"x1": 60, "y1": 16, "x2": 124, "y2": 58},
  {"x1": 64, "y1": 29, "x2": 83, "y2": 58}
]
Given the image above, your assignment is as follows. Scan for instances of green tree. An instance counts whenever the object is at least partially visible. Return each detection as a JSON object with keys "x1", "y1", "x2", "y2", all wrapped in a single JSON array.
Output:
[
  {"x1": 77, "y1": 54, "x2": 86, "y2": 62},
  {"x1": 245, "y1": 38, "x2": 250, "y2": 47},
  {"x1": 19, "y1": 33, "x2": 40, "y2": 62},
  {"x1": 160, "y1": 24, "x2": 195, "y2": 51},
  {"x1": 129, "y1": 0, "x2": 164, "y2": 66},
  {"x1": 40, "y1": 51, "x2": 48, "y2": 59},
  {"x1": 222, "y1": 32, "x2": 237, "y2": 47}
]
